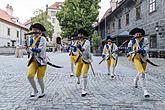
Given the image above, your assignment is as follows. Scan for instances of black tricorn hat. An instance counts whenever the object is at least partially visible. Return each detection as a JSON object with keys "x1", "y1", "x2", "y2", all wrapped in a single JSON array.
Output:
[
  {"x1": 129, "y1": 28, "x2": 145, "y2": 36},
  {"x1": 106, "y1": 36, "x2": 113, "y2": 41},
  {"x1": 78, "y1": 28, "x2": 88, "y2": 37},
  {"x1": 41, "y1": 33, "x2": 46, "y2": 37},
  {"x1": 30, "y1": 23, "x2": 46, "y2": 32}
]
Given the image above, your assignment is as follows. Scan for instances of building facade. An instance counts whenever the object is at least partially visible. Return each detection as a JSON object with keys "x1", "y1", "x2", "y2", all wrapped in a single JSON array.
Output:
[
  {"x1": 24, "y1": 2, "x2": 63, "y2": 52},
  {"x1": 0, "y1": 4, "x2": 28, "y2": 47},
  {"x1": 97, "y1": 0, "x2": 165, "y2": 57},
  {"x1": 47, "y1": 2, "x2": 63, "y2": 51}
]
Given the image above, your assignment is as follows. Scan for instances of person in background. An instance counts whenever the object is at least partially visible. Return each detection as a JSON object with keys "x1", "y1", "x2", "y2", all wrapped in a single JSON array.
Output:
[
  {"x1": 102, "y1": 36, "x2": 118, "y2": 79},
  {"x1": 74, "y1": 28, "x2": 92, "y2": 97}
]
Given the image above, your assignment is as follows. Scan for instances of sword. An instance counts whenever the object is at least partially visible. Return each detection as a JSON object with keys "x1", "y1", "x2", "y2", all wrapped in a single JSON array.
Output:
[
  {"x1": 89, "y1": 63, "x2": 95, "y2": 76},
  {"x1": 47, "y1": 61, "x2": 63, "y2": 68},
  {"x1": 146, "y1": 59, "x2": 159, "y2": 67},
  {"x1": 39, "y1": 57, "x2": 63, "y2": 68}
]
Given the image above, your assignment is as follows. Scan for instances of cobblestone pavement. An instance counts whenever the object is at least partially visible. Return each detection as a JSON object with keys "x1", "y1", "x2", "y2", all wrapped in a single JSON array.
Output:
[{"x1": 0, "y1": 52, "x2": 165, "y2": 110}]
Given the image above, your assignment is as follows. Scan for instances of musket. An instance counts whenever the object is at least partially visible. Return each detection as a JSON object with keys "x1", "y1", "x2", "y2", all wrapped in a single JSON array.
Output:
[
  {"x1": 99, "y1": 42, "x2": 124, "y2": 65},
  {"x1": 24, "y1": 32, "x2": 40, "y2": 35}
]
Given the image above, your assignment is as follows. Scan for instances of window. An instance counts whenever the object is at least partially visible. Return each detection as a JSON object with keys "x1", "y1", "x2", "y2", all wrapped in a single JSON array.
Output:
[
  {"x1": 112, "y1": 21, "x2": 115, "y2": 32},
  {"x1": 17, "y1": 31, "x2": 19, "y2": 38},
  {"x1": 51, "y1": 11, "x2": 56, "y2": 16},
  {"x1": 136, "y1": 5, "x2": 141, "y2": 20},
  {"x1": 149, "y1": 0, "x2": 156, "y2": 13},
  {"x1": 107, "y1": 22, "x2": 110, "y2": 34},
  {"x1": 126, "y1": 13, "x2": 129, "y2": 25},
  {"x1": 150, "y1": 35, "x2": 157, "y2": 48},
  {"x1": 118, "y1": 18, "x2": 121, "y2": 29},
  {"x1": 7, "y1": 28, "x2": 10, "y2": 36},
  {"x1": 52, "y1": 18, "x2": 55, "y2": 23}
]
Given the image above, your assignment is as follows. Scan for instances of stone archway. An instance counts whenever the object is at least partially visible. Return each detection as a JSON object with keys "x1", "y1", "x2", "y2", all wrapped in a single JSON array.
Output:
[
  {"x1": 56, "y1": 37, "x2": 62, "y2": 52},
  {"x1": 56, "y1": 37, "x2": 61, "y2": 44}
]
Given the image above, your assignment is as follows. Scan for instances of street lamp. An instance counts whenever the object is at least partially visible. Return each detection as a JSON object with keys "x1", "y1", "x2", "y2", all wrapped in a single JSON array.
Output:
[
  {"x1": 155, "y1": 22, "x2": 164, "y2": 35},
  {"x1": 155, "y1": 22, "x2": 165, "y2": 57},
  {"x1": 155, "y1": 24, "x2": 159, "y2": 32},
  {"x1": 91, "y1": 22, "x2": 98, "y2": 53}
]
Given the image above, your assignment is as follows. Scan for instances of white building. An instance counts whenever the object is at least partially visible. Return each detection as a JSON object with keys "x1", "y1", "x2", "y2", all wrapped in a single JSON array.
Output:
[
  {"x1": 24, "y1": 2, "x2": 63, "y2": 52},
  {"x1": 47, "y1": 2, "x2": 63, "y2": 51},
  {"x1": 0, "y1": 4, "x2": 28, "y2": 47}
]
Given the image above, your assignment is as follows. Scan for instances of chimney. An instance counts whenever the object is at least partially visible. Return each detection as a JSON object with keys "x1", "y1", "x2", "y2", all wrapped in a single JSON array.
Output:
[
  {"x1": 46, "y1": 4, "x2": 48, "y2": 15},
  {"x1": 6, "y1": 4, "x2": 13, "y2": 16},
  {"x1": 110, "y1": 0, "x2": 118, "y2": 11},
  {"x1": 11, "y1": 17, "x2": 19, "y2": 23}
]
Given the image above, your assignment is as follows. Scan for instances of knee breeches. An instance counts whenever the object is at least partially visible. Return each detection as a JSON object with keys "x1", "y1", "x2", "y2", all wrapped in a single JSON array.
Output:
[
  {"x1": 106, "y1": 57, "x2": 116, "y2": 66},
  {"x1": 27, "y1": 60, "x2": 47, "y2": 80},
  {"x1": 75, "y1": 60, "x2": 89, "y2": 77},
  {"x1": 134, "y1": 58, "x2": 147, "y2": 73},
  {"x1": 69, "y1": 55, "x2": 77, "y2": 63}
]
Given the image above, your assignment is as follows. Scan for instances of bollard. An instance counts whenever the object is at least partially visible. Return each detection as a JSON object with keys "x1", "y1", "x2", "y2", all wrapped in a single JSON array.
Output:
[{"x1": 15, "y1": 45, "x2": 23, "y2": 58}]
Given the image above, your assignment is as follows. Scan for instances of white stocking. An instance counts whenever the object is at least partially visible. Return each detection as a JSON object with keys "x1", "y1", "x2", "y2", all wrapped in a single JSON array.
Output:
[
  {"x1": 71, "y1": 62, "x2": 74, "y2": 74},
  {"x1": 38, "y1": 79, "x2": 44, "y2": 93},
  {"x1": 83, "y1": 75, "x2": 88, "y2": 91},
  {"x1": 28, "y1": 77, "x2": 38, "y2": 93}
]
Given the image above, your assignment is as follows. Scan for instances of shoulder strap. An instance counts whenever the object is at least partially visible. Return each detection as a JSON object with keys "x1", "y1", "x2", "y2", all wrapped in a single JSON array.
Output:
[
  {"x1": 31, "y1": 36, "x2": 41, "y2": 48},
  {"x1": 82, "y1": 40, "x2": 86, "y2": 47}
]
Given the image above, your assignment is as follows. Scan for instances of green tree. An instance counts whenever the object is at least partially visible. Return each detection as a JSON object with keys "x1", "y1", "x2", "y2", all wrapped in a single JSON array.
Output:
[
  {"x1": 56, "y1": 0, "x2": 100, "y2": 38},
  {"x1": 31, "y1": 9, "x2": 54, "y2": 39},
  {"x1": 92, "y1": 31, "x2": 102, "y2": 54}
]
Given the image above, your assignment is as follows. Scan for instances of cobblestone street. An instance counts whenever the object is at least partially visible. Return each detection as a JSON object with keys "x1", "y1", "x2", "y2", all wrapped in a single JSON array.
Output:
[{"x1": 0, "y1": 52, "x2": 165, "y2": 110}]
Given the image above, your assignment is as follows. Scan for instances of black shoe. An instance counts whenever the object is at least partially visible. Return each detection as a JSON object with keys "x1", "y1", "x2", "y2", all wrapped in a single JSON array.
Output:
[
  {"x1": 111, "y1": 75, "x2": 114, "y2": 79},
  {"x1": 38, "y1": 93, "x2": 45, "y2": 98},
  {"x1": 145, "y1": 95, "x2": 150, "y2": 98},
  {"x1": 30, "y1": 91, "x2": 38, "y2": 97},
  {"x1": 81, "y1": 93, "x2": 87, "y2": 97},
  {"x1": 70, "y1": 73, "x2": 74, "y2": 77},
  {"x1": 70, "y1": 74, "x2": 74, "y2": 77},
  {"x1": 81, "y1": 91, "x2": 87, "y2": 97},
  {"x1": 144, "y1": 91, "x2": 150, "y2": 98},
  {"x1": 77, "y1": 78, "x2": 80, "y2": 84},
  {"x1": 135, "y1": 85, "x2": 138, "y2": 88}
]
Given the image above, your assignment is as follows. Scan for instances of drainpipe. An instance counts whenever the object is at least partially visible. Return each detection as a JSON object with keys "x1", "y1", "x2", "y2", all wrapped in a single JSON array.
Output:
[
  {"x1": 20, "y1": 28, "x2": 22, "y2": 46},
  {"x1": 105, "y1": 16, "x2": 107, "y2": 39}
]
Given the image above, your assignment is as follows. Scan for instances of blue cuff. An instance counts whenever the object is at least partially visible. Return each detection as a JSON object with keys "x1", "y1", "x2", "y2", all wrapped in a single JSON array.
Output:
[
  {"x1": 31, "y1": 48, "x2": 41, "y2": 53},
  {"x1": 128, "y1": 47, "x2": 131, "y2": 53},
  {"x1": 72, "y1": 47, "x2": 77, "y2": 52},
  {"x1": 77, "y1": 45, "x2": 84, "y2": 52},
  {"x1": 106, "y1": 44, "x2": 109, "y2": 49},
  {"x1": 102, "y1": 54, "x2": 105, "y2": 58},
  {"x1": 139, "y1": 49, "x2": 145, "y2": 54},
  {"x1": 29, "y1": 38, "x2": 33, "y2": 46}
]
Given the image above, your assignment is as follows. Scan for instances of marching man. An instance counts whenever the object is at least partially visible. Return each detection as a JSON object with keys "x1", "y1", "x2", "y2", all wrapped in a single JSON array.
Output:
[
  {"x1": 127, "y1": 28, "x2": 150, "y2": 98},
  {"x1": 68, "y1": 33, "x2": 78, "y2": 77},
  {"x1": 74, "y1": 28, "x2": 92, "y2": 97},
  {"x1": 102, "y1": 36, "x2": 118, "y2": 78},
  {"x1": 26, "y1": 23, "x2": 47, "y2": 99}
]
